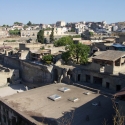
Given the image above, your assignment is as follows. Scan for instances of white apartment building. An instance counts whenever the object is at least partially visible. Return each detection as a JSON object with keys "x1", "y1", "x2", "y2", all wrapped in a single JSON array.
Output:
[{"x1": 75, "y1": 23, "x2": 86, "y2": 34}]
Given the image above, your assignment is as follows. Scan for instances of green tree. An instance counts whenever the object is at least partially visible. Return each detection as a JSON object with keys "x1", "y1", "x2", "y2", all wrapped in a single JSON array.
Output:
[
  {"x1": 42, "y1": 54, "x2": 53, "y2": 61},
  {"x1": 61, "y1": 51, "x2": 70, "y2": 64},
  {"x1": 27, "y1": 21, "x2": 32, "y2": 26},
  {"x1": 54, "y1": 36, "x2": 73, "y2": 47},
  {"x1": 66, "y1": 43, "x2": 90, "y2": 64},
  {"x1": 2, "y1": 24, "x2": 9, "y2": 27},
  {"x1": 50, "y1": 28, "x2": 54, "y2": 43},
  {"x1": 14, "y1": 22, "x2": 21, "y2": 25},
  {"x1": 37, "y1": 30, "x2": 44, "y2": 44}
]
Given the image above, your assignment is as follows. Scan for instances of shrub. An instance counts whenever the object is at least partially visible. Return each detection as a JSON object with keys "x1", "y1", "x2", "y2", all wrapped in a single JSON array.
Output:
[
  {"x1": 46, "y1": 61, "x2": 51, "y2": 64},
  {"x1": 4, "y1": 40, "x2": 16, "y2": 42},
  {"x1": 9, "y1": 29, "x2": 20, "y2": 36},
  {"x1": 42, "y1": 54, "x2": 53, "y2": 62}
]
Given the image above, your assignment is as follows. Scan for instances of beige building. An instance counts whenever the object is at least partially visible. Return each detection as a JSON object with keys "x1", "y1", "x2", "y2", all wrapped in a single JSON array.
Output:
[
  {"x1": 21, "y1": 30, "x2": 38, "y2": 37},
  {"x1": 44, "y1": 27, "x2": 67, "y2": 36},
  {"x1": 53, "y1": 50, "x2": 125, "y2": 91},
  {"x1": 0, "y1": 27, "x2": 8, "y2": 38},
  {"x1": 56, "y1": 21, "x2": 66, "y2": 27},
  {"x1": 0, "y1": 64, "x2": 20, "y2": 87},
  {"x1": 92, "y1": 50, "x2": 125, "y2": 74},
  {"x1": 21, "y1": 27, "x2": 68, "y2": 37}
]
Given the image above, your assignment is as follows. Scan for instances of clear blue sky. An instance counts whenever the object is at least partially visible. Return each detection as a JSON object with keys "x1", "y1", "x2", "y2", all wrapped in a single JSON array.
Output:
[{"x1": 0, "y1": 0, "x2": 125, "y2": 25}]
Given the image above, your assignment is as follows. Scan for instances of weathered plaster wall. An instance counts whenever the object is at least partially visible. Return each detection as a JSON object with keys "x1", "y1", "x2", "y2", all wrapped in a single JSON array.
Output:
[
  {"x1": 0, "y1": 69, "x2": 20, "y2": 86},
  {"x1": 20, "y1": 61, "x2": 53, "y2": 84}
]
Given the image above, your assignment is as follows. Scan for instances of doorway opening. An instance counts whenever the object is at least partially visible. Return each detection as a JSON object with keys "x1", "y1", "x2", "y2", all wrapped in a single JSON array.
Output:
[
  {"x1": 106, "y1": 82, "x2": 110, "y2": 89},
  {"x1": 7, "y1": 78, "x2": 10, "y2": 83},
  {"x1": 116, "y1": 85, "x2": 121, "y2": 91},
  {"x1": 54, "y1": 69, "x2": 58, "y2": 81},
  {"x1": 78, "y1": 74, "x2": 81, "y2": 81},
  {"x1": 93, "y1": 77, "x2": 102, "y2": 85},
  {"x1": 86, "y1": 75, "x2": 90, "y2": 83},
  {"x1": 12, "y1": 116, "x2": 16, "y2": 125}
]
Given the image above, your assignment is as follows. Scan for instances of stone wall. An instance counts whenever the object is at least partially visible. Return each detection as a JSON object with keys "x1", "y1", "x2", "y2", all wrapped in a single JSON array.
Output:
[
  {"x1": 1, "y1": 55, "x2": 54, "y2": 85},
  {"x1": 20, "y1": 61, "x2": 53, "y2": 84},
  {"x1": 91, "y1": 62, "x2": 113, "y2": 74},
  {"x1": 54, "y1": 65, "x2": 125, "y2": 91},
  {"x1": 4, "y1": 56, "x2": 20, "y2": 69},
  {"x1": 3, "y1": 43, "x2": 42, "y2": 49},
  {"x1": 73, "y1": 68, "x2": 125, "y2": 91}
]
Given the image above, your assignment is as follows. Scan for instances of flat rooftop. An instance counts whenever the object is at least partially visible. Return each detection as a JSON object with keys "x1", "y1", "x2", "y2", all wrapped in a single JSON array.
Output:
[
  {"x1": 93, "y1": 50, "x2": 125, "y2": 61},
  {"x1": 3, "y1": 83, "x2": 114, "y2": 125}
]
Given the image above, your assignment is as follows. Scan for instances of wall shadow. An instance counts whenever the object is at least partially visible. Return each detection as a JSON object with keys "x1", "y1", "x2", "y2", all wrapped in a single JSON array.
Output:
[{"x1": 30, "y1": 95, "x2": 115, "y2": 125}]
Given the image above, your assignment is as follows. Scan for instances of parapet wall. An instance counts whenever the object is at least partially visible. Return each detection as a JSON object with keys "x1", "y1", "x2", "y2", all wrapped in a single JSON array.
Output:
[{"x1": 4, "y1": 42, "x2": 42, "y2": 49}]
